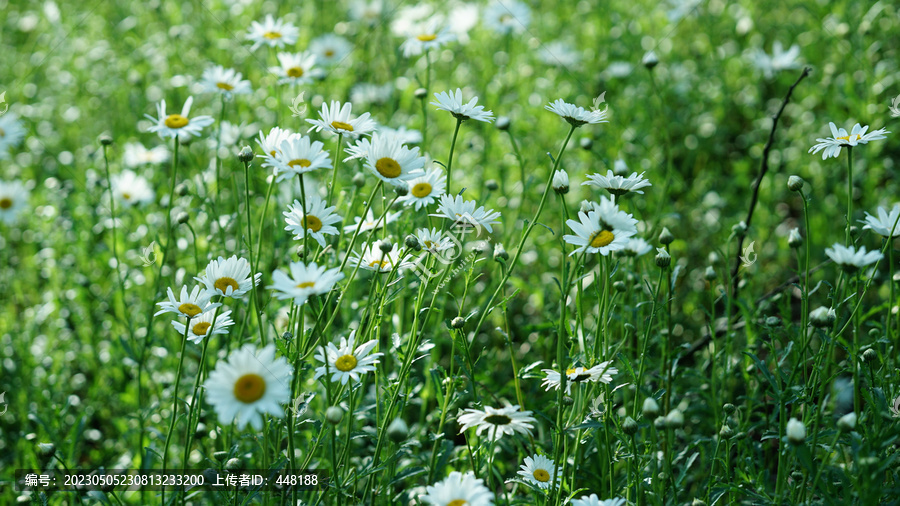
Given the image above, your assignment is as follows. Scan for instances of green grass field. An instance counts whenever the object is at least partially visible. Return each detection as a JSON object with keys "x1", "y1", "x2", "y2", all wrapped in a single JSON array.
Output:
[{"x1": 3, "y1": 0, "x2": 900, "y2": 504}]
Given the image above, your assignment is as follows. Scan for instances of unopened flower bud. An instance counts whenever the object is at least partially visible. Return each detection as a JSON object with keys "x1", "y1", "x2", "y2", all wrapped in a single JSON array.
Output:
[
  {"x1": 849, "y1": 225, "x2": 859, "y2": 238},
  {"x1": 493, "y1": 243, "x2": 509, "y2": 262},
  {"x1": 387, "y1": 417, "x2": 409, "y2": 443},
  {"x1": 708, "y1": 251, "x2": 721, "y2": 265},
  {"x1": 786, "y1": 418, "x2": 806, "y2": 445},
  {"x1": 563, "y1": 396, "x2": 575, "y2": 406},
  {"x1": 788, "y1": 228, "x2": 802, "y2": 248},
  {"x1": 176, "y1": 212, "x2": 190, "y2": 225},
  {"x1": 642, "y1": 397, "x2": 660, "y2": 420},
  {"x1": 704, "y1": 266, "x2": 716, "y2": 281},
  {"x1": 655, "y1": 248, "x2": 671, "y2": 268},
  {"x1": 352, "y1": 173, "x2": 366, "y2": 188},
  {"x1": 238, "y1": 146, "x2": 254, "y2": 163},
  {"x1": 723, "y1": 403, "x2": 736, "y2": 415},
  {"x1": 495, "y1": 116, "x2": 510, "y2": 131},
  {"x1": 622, "y1": 416, "x2": 638, "y2": 435},
  {"x1": 451, "y1": 316, "x2": 465, "y2": 329},
  {"x1": 654, "y1": 417, "x2": 667, "y2": 429},
  {"x1": 719, "y1": 425, "x2": 734, "y2": 439},
  {"x1": 394, "y1": 183, "x2": 408, "y2": 197},
  {"x1": 665, "y1": 409, "x2": 684, "y2": 428},
  {"x1": 175, "y1": 183, "x2": 189, "y2": 196},
  {"x1": 613, "y1": 280, "x2": 627, "y2": 293},
  {"x1": 37, "y1": 443, "x2": 55, "y2": 455},
  {"x1": 213, "y1": 451, "x2": 228, "y2": 462},
  {"x1": 732, "y1": 221, "x2": 748, "y2": 236},
  {"x1": 837, "y1": 412, "x2": 857, "y2": 432},
  {"x1": 225, "y1": 457, "x2": 242, "y2": 470},
  {"x1": 405, "y1": 235, "x2": 421, "y2": 251},
  {"x1": 485, "y1": 179, "x2": 499, "y2": 191},
  {"x1": 99, "y1": 133, "x2": 113, "y2": 146},
  {"x1": 378, "y1": 239, "x2": 394, "y2": 254},
  {"x1": 809, "y1": 306, "x2": 836, "y2": 328},
  {"x1": 552, "y1": 169, "x2": 569, "y2": 194},
  {"x1": 642, "y1": 50, "x2": 659, "y2": 69},
  {"x1": 787, "y1": 175, "x2": 804, "y2": 192},
  {"x1": 281, "y1": 332, "x2": 293, "y2": 341},
  {"x1": 862, "y1": 348, "x2": 878, "y2": 364},
  {"x1": 414, "y1": 87, "x2": 427, "y2": 99},
  {"x1": 325, "y1": 406, "x2": 344, "y2": 425},
  {"x1": 579, "y1": 137, "x2": 593, "y2": 150},
  {"x1": 659, "y1": 227, "x2": 674, "y2": 245},
  {"x1": 692, "y1": 499, "x2": 707, "y2": 506}
]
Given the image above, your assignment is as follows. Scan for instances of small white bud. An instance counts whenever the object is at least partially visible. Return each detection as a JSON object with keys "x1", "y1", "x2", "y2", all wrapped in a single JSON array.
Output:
[
  {"x1": 786, "y1": 418, "x2": 806, "y2": 445},
  {"x1": 837, "y1": 412, "x2": 857, "y2": 432},
  {"x1": 552, "y1": 169, "x2": 570, "y2": 194}
]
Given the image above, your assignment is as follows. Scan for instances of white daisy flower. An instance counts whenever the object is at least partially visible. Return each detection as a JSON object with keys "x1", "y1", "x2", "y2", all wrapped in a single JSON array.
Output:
[
  {"x1": 583, "y1": 170, "x2": 652, "y2": 196},
  {"x1": 862, "y1": 204, "x2": 900, "y2": 237},
  {"x1": 483, "y1": 0, "x2": 530, "y2": 35},
  {"x1": 309, "y1": 34, "x2": 352, "y2": 66},
  {"x1": 540, "y1": 361, "x2": 617, "y2": 394},
  {"x1": 203, "y1": 344, "x2": 293, "y2": 431},
  {"x1": 270, "y1": 52, "x2": 318, "y2": 86},
  {"x1": 364, "y1": 133, "x2": 426, "y2": 186},
  {"x1": 415, "y1": 227, "x2": 455, "y2": 253},
  {"x1": 431, "y1": 194, "x2": 502, "y2": 234},
  {"x1": 621, "y1": 237, "x2": 653, "y2": 257},
  {"x1": 349, "y1": 0, "x2": 384, "y2": 26},
  {"x1": 350, "y1": 241, "x2": 413, "y2": 272},
  {"x1": 111, "y1": 169, "x2": 154, "y2": 208},
  {"x1": 457, "y1": 403, "x2": 536, "y2": 440},
  {"x1": 268, "y1": 261, "x2": 345, "y2": 306},
  {"x1": 306, "y1": 100, "x2": 378, "y2": 139},
  {"x1": 246, "y1": 15, "x2": 299, "y2": 51},
  {"x1": 200, "y1": 65, "x2": 252, "y2": 97},
  {"x1": 749, "y1": 41, "x2": 801, "y2": 79},
  {"x1": 123, "y1": 142, "x2": 170, "y2": 167},
  {"x1": 0, "y1": 180, "x2": 29, "y2": 224},
  {"x1": 343, "y1": 208, "x2": 401, "y2": 234},
  {"x1": 0, "y1": 113, "x2": 27, "y2": 159},
  {"x1": 808, "y1": 122, "x2": 890, "y2": 160},
  {"x1": 399, "y1": 168, "x2": 446, "y2": 210},
  {"x1": 545, "y1": 98, "x2": 608, "y2": 127},
  {"x1": 431, "y1": 88, "x2": 494, "y2": 123},
  {"x1": 517, "y1": 454, "x2": 556, "y2": 489},
  {"x1": 145, "y1": 96, "x2": 214, "y2": 140},
  {"x1": 272, "y1": 134, "x2": 331, "y2": 181},
  {"x1": 155, "y1": 285, "x2": 221, "y2": 319},
  {"x1": 421, "y1": 471, "x2": 494, "y2": 506},
  {"x1": 284, "y1": 195, "x2": 342, "y2": 247},
  {"x1": 350, "y1": 82, "x2": 394, "y2": 107},
  {"x1": 564, "y1": 208, "x2": 638, "y2": 257},
  {"x1": 825, "y1": 243, "x2": 883, "y2": 271},
  {"x1": 196, "y1": 255, "x2": 261, "y2": 298},
  {"x1": 343, "y1": 136, "x2": 374, "y2": 162},
  {"x1": 379, "y1": 125, "x2": 422, "y2": 144},
  {"x1": 538, "y1": 41, "x2": 581, "y2": 67},
  {"x1": 171, "y1": 308, "x2": 234, "y2": 344},
  {"x1": 256, "y1": 127, "x2": 294, "y2": 169},
  {"x1": 570, "y1": 494, "x2": 626, "y2": 506},
  {"x1": 314, "y1": 332, "x2": 382, "y2": 384},
  {"x1": 400, "y1": 19, "x2": 455, "y2": 58},
  {"x1": 552, "y1": 169, "x2": 570, "y2": 193}
]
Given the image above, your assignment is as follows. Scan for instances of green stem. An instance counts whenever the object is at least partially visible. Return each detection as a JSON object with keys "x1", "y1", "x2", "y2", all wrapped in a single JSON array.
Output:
[
  {"x1": 328, "y1": 133, "x2": 343, "y2": 203},
  {"x1": 446, "y1": 117, "x2": 462, "y2": 195},
  {"x1": 161, "y1": 322, "x2": 190, "y2": 504}
]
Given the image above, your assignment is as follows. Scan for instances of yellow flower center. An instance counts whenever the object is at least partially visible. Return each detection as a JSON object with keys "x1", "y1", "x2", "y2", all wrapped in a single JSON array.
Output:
[
  {"x1": 335, "y1": 354, "x2": 358, "y2": 372},
  {"x1": 270, "y1": 150, "x2": 278, "y2": 157},
  {"x1": 0, "y1": 197, "x2": 12, "y2": 209},
  {"x1": 122, "y1": 192, "x2": 132, "y2": 200},
  {"x1": 368, "y1": 260, "x2": 388, "y2": 269},
  {"x1": 566, "y1": 368, "x2": 591, "y2": 382},
  {"x1": 424, "y1": 240, "x2": 434, "y2": 249},
  {"x1": 324, "y1": 49, "x2": 335, "y2": 57},
  {"x1": 192, "y1": 321, "x2": 212, "y2": 336},
  {"x1": 214, "y1": 277, "x2": 240, "y2": 294},
  {"x1": 296, "y1": 281, "x2": 316, "y2": 289},
  {"x1": 417, "y1": 34, "x2": 437, "y2": 41},
  {"x1": 375, "y1": 157, "x2": 402, "y2": 178},
  {"x1": 533, "y1": 469, "x2": 550, "y2": 482},
  {"x1": 233, "y1": 373, "x2": 266, "y2": 403},
  {"x1": 500, "y1": 14, "x2": 512, "y2": 23},
  {"x1": 164, "y1": 114, "x2": 189, "y2": 129},
  {"x1": 447, "y1": 501, "x2": 467, "y2": 506},
  {"x1": 837, "y1": 134, "x2": 861, "y2": 142},
  {"x1": 590, "y1": 230, "x2": 614, "y2": 248},
  {"x1": 0, "y1": 127, "x2": 6, "y2": 137},
  {"x1": 216, "y1": 82, "x2": 234, "y2": 91},
  {"x1": 288, "y1": 158, "x2": 312, "y2": 168},
  {"x1": 263, "y1": 31, "x2": 282, "y2": 40},
  {"x1": 331, "y1": 120, "x2": 354, "y2": 132},
  {"x1": 411, "y1": 182, "x2": 432, "y2": 198},
  {"x1": 303, "y1": 214, "x2": 323, "y2": 232},
  {"x1": 286, "y1": 67, "x2": 304, "y2": 78},
  {"x1": 178, "y1": 303, "x2": 202, "y2": 317},
  {"x1": 484, "y1": 414, "x2": 512, "y2": 425}
]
